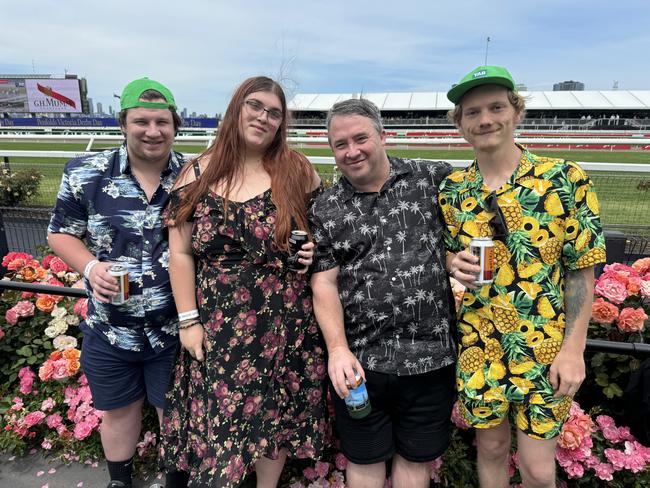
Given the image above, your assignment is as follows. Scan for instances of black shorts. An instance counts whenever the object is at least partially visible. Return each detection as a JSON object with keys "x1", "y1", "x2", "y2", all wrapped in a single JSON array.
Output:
[
  {"x1": 330, "y1": 365, "x2": 455, "y2": 464},
  {"x1": 80, "y1": 328, "x2": 178, "y2": 411}
]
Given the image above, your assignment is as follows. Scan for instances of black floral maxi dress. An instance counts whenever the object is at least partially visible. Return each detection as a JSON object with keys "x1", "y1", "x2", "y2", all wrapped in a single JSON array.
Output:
[{"x1": 160, "y1": 188, "x2": 328, "y2": 487}]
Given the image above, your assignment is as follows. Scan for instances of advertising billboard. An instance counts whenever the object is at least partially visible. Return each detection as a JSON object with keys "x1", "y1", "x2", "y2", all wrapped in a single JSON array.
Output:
[
  {"x1": 0, "y1": 78, "x2": 28, "y2": 112},
  {"x1": 0, "y1": 78, "x2": 82, "y2": 113},
  {"x1": 26, "y1": 79, "x2": 82, "y2": 113}
]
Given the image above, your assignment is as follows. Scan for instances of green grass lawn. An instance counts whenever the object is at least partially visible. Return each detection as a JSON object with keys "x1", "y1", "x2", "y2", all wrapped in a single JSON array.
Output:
[{"x1": 2, "y1": 141, "x2": 650, "y2": 229}]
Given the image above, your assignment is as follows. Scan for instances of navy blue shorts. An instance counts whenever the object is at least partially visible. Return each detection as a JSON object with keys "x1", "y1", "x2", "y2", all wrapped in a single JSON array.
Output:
[
  {"x1": 330, "y1": 365, "x2": 455, "y2": 464},
  {"x1": 79, "y1": 328, "x2": 178, "y2": 411}
]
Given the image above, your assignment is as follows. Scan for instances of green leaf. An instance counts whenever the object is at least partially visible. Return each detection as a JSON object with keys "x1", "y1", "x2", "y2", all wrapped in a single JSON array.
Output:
[
  {"x1": 16, "y1": 345, "x2": 32, "y2": 356},
  {"x1": 595, "y1": 373, "x2": 610, "y2": 387},
  {"x1": 603, "y1": 383, "x2": 623, "y2": 398}
]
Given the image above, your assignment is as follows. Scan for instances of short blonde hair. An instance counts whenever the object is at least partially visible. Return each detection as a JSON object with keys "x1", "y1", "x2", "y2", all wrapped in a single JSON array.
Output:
[{"x1": 447, "y1": 89, "x2": 526, "y2": 126}]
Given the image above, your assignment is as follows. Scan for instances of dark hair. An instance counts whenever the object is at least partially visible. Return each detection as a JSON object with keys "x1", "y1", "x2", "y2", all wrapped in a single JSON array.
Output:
[
  {"x1": 326, "y1": 98, "x2": 383, "y2": 135},
  {"x1": 171, "y1": 76, "x2": 314, "y2": 252},
  {"x1": 118, "y1": 89, "x2": 182, "y2": 134}
]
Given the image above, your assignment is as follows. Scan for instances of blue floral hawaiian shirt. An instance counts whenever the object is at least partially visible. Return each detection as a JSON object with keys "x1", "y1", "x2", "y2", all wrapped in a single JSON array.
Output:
[{"x1": 48, "y1": 144, "x2": 186, "y2": 352}]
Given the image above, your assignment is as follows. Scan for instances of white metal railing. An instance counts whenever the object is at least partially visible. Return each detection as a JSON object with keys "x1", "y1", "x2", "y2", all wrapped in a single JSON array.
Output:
[
  {"x1": 1, "y1": 133, "x2": 650, "y2": 148},
  {"x1": 1, "y1": 150, "x2": 649, "y2": 173}
]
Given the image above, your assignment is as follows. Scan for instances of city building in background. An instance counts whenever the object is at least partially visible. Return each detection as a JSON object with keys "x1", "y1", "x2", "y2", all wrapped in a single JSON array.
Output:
[{"x1": 553, "y1": 80, "x2": 585, "y2": 91}]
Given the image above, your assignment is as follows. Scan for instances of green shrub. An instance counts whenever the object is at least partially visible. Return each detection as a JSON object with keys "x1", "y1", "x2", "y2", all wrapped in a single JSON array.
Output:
[{"x1": 0, "y1": 167, "x2": 42, "y2": 206}]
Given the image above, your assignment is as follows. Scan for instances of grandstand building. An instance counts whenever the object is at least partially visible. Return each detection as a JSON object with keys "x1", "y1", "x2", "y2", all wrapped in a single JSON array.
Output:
[{"x1": 288, "y1": 89, "x2": 650, "y2": 131}]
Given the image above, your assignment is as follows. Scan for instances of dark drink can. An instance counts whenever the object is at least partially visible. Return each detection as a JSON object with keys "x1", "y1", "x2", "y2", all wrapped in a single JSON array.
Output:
[
  {"x1": 287, "y1": 230, "x2": 308, "y2": 271},
  {"x1": 345, "y1": 372, "x2": 371, "y2": 419},
  {"x1": 470, "y1": 237, "x2": 494, "y2": 285},
  {"x1": 108, "y1": 264, "x2": 129, "y2": 305}
]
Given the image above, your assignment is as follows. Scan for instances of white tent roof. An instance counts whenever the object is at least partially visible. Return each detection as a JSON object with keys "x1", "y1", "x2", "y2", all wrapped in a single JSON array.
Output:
[{"x1": 289, "y1": 90, "x2": 650, "y2": 112}]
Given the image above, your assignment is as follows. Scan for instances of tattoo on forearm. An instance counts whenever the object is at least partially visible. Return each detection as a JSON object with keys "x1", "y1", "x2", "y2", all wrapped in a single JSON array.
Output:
[{"x1": 564, "y1": 271, "x2": 587, "y2": 341}]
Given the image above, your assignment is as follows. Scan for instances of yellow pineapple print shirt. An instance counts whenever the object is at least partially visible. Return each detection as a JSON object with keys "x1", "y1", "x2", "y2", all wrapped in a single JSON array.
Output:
[{"x1": 439, "y1": 145, "x2": 606, "y2": 438}]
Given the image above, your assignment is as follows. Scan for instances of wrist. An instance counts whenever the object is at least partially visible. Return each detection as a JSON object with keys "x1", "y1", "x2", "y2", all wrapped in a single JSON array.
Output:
[
  {"x1": 84, "y1": 259, "x2": 100, "y2": 280},
  {"x1": 178, "y1": 309, "x2": 199, "y2": 321}
]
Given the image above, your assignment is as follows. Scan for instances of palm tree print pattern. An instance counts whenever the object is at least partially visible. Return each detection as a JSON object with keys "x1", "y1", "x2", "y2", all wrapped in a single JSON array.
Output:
[{"x1": 311, "y1": 157, "x2": 457, "y2": 375}]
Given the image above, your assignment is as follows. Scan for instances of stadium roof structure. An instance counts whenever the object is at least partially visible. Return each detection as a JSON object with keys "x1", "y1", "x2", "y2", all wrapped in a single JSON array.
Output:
[{"x1": 288, "y1": 90, "x2": 650, "y2": 112}]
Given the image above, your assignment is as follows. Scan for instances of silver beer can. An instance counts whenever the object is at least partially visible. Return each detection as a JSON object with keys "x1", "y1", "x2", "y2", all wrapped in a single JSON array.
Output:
[{"x1": 108, "y1": 264, "x2": 129, "y2": 305}]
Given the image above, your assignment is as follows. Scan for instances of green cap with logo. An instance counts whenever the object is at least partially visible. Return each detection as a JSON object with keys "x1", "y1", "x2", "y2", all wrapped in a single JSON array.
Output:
[
  {"x1": 119, "y1": 77, "x2": 177, "y2": 111},
  {"x1": 447, "y1": 65, "x2": 516, "y2": 104}
]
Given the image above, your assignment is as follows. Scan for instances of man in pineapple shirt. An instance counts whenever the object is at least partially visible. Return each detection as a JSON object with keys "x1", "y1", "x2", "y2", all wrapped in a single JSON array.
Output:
[{"x1": 440, "y1": 65, "x2": 606, "y2": 488}]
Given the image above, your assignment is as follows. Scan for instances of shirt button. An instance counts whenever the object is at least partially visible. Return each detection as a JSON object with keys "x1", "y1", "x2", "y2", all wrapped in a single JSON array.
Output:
[
  {"x1": 391, "y1": 277, "x2": 396, "y2": 281},
  {"x1": 145, "y1": 240, "x2": 150, "y2": 245}
]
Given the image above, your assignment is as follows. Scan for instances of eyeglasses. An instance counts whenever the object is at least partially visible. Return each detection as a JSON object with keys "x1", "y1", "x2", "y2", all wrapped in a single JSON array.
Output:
[
  {"x1": 244, "y1": 99, "x2": 283, "y2": 124},
  {"x1": 485, "y1": 192, "x2": 509, "y2": 239}
]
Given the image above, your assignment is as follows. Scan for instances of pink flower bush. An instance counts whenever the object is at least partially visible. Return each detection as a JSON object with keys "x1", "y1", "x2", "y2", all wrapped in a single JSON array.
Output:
[{"x1": 555, "y1": 402, "x2": 650, "y2": 483}]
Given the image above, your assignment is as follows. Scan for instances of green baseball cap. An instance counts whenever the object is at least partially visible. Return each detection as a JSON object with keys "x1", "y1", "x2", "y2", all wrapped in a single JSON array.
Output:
[
  {"x1": 447, "y1": 65, "x2": 516, "y2": 104},
  {"x1": 120, "y1": 77, "x2": 177, "y2": 111}
]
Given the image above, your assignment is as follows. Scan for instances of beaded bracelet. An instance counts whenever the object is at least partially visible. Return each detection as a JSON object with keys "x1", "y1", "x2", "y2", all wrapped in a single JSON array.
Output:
[
  {"x1": 178, "y1": 319, "x2": 201, "y2": 330},
  {"x1": 178, "y1": 309, "x2": 199, "y2": 322}
]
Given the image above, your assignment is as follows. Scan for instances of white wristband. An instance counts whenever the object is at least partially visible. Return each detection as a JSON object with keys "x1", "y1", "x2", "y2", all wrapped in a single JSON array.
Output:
[
  {"x1": 178, "y1": 309, "x2": 199, "y2": 321},
  {"x1": 84, "y1": 259, "x2": 100, "y2": 280}
]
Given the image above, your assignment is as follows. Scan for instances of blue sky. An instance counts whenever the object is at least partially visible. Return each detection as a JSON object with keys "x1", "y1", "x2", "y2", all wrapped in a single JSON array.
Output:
[{"x1": 1, "y1": 0, "x2": 648, "y2": 115}]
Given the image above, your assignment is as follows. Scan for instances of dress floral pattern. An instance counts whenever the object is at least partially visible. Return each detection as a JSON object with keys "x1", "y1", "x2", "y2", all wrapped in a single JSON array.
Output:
[{"x1": 159, "y1": 188, "x2": 328, "y2": 487}]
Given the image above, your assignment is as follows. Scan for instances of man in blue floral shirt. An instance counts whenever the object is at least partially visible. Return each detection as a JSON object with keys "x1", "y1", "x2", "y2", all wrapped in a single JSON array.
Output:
[{"x1": 48, "y1": 77, "x2": 185, "y2": 488}]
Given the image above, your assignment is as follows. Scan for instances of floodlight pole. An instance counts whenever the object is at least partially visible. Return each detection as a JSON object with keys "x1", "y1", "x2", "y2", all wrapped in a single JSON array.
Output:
[{"x1": 484, "y1": 37, "x2": 491, "y2": 66}]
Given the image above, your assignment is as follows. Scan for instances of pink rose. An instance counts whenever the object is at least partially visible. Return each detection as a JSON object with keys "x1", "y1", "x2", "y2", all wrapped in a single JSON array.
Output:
[
  {"x1": 74, "y1": 298, "x2": 88, "y2": 320},
  {"x1": 5, "y1": 308, "x2": 19, "y2": 326},
  {"x1": 334, "y1": 452, "x2": 348, "y2": 471},
  {"x1": 314, "y1": 461, "x2": 330, "y2": 478},
  {"x1": 641, "y1": 280, "x2": 650, "y2": 299},
  {"x1": 38, "y1": 361, "x2": 55, "y2": 382},
  {"x1": 596, "y1": 414, "x2": 616, "y2": 429},
  {"x1": 73, "y1": 421, "x2": 93, "y2": 440},
  {"x1": 595, "y1": 275, "x2": 628, "y2": 304},
  {"x1": 591, "y1": 298, "x2": 619, "y2": 324},
  {"x1": 46, "y1": 414, "x2": 63, "y2": 429},
  {"x1": 41, "y1": 398, "x2": 56, "y2": 411},
  {"x1": 617, "y1": 307, "x2": 647, "y2": 333},
  {"x1": 632, "y1": 257, "x2": 650, "y2": 275},
  {"x1": 594, "y1": 463, "x2": 614, "y2": 481},
  {"x1": 558, "y1": 423, "x2": 585, "y2": 450},
  {"x1": 14, "y1": 300, "x2": 35, "y2": 317},
  {"x1": 49, "y1": 256, "x2": 70, "y2": 274},
  {"x1": 19, "y1": 377, "x2": 34, "y2": 395},
  {"x1": 22, "y1": 411, "x2": 46, "y2": 427},
  {"x1": 41, "y1": 438, "x2": 53, "y2": 450},
  {"x1": 41, "y1": 254, "x2": 55, "y2": 269}
]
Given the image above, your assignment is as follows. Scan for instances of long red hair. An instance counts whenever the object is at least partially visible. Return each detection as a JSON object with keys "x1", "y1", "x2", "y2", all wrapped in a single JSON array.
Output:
[{"x1": 171, "y1": 76, "x2": 313, "y2": 252}]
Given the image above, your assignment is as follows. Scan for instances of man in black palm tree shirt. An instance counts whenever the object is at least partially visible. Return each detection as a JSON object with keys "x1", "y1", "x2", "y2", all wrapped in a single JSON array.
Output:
[{"x1": 310, "y1": 98, "x2": 457, "y2": 488}]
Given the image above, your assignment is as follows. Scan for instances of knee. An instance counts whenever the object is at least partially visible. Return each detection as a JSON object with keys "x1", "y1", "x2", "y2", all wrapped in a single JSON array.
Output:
[
  {"x1": 103, "y1": 400, "x2": 144, "y2": 423},
  {"x1": 519, "y1": 460, "x2": 555, "y2": 487},
  {"x1": 476, "y1": 433, "x2": 510, "y2": 461}
]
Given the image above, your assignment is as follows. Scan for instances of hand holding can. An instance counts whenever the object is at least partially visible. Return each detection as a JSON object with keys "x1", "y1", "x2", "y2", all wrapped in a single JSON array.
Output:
[
  {"x1": 108, "y1": 264, "x2": 129, "y2": 304},
  {"x1": 287, "y1": 230, "x2": 309, "y2": 272}
]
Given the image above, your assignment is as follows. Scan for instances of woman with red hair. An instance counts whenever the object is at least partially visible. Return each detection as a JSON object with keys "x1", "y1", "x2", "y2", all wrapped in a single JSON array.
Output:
[{"x1": 160, "y1": 76, "x2": 328, "y2": 487}]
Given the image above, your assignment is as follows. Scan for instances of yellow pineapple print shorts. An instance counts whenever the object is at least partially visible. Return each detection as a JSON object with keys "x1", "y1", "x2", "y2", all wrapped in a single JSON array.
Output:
[{"x1": 456, "y1": 359, "x2": 573, "y2": 439}]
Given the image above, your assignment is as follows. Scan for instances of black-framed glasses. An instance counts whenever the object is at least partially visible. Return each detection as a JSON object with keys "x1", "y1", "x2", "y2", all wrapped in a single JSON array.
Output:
[
  {"x1": 244, "y1": 99, "x2": 283, "y2": 124},
  {"x1": 485, "y1": 192, "x2": 509, "y2": 239}
]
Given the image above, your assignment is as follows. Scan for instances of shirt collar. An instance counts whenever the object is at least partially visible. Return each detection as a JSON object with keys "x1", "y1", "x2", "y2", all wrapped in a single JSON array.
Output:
[
  {"x1": 338, "y1": 156, "x2": 411, "y2": 201},
  {"x1": 465, "y1": 143, "x2": 536, "y2": 192},
  {"x1": 118, "y1": 143, "x2": 184, "y2": 176}
]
